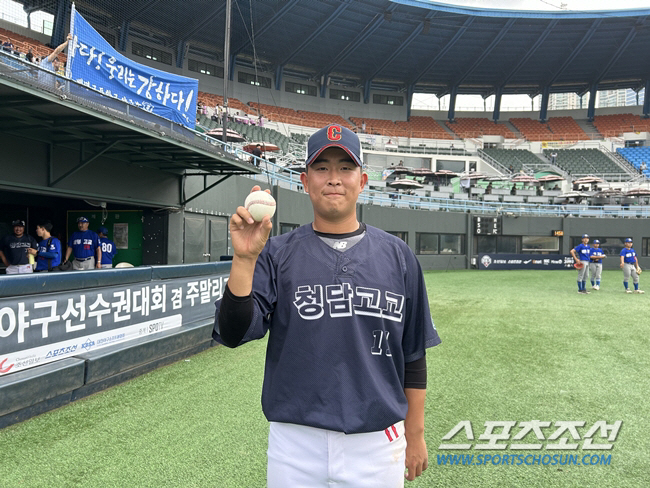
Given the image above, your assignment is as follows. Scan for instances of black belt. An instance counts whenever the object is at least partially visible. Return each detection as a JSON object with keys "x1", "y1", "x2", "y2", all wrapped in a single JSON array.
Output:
[{"x1": 75, "y1": 257, "x2": 93, "y2": 261}]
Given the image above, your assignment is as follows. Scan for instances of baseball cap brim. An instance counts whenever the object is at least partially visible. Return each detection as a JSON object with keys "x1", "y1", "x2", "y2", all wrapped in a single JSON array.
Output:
[{"x1": 306, "y1": 143, "x2": 362, "y2": 167}]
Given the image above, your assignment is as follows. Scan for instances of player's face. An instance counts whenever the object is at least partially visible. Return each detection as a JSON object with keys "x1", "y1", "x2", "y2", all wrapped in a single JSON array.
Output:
[
  {"x1": 593, "y1": 243, "x2": 599, "y2": 248},
  {"x1": 13, "y1": 225, "x2": 24, "y2": 237},
  {"x1": 301, "y1": 147, "x2": 367, "y2": 227},
  {"x1": 78, "y1": 222, "x2": 89, "y2": 231},
  {"x1": 582, "y1": 238, "x2": 589, "y2": 245},
  {"x1": 625, "y1": 242, "x2": 633, "y2": 248},
  {"x1": 36, "y1": 226, "x2": 44, "y2": 237}
]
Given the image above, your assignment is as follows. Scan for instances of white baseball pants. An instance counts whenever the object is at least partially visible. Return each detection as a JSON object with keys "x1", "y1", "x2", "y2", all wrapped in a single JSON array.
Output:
[{"x1": 267, "y1": 421, "x2": 406, "y2": 488}]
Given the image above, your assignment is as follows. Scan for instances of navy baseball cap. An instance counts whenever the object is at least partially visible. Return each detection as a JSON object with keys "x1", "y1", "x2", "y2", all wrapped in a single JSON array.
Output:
[
  {"x1": 625, "y1": 237, "x2": 633, "y2": 243},
  {"x1": 11, "y1": 219, "x2": 25, "y2": 227},
  {"x1": 305, "y1": 124, "x2": 362, "y2": 167},
  {"x1": 77, "y1": 216, "x2": 89, "y2": 223},
  {"x1": 98, "y1": 226, "x2": 108, "y2": 235},
  {"x1": 593, "y1": 239, "x2": 600, "y2": 244},
  {"x1": 582, "y1": 234, "x2": 589, "y2": 238}
]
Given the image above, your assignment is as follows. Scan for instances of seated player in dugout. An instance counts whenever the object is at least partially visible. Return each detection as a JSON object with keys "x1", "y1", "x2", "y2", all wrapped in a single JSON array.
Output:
[{"x1": 213, "y1": 124, "x2": 441, "y2": 487}]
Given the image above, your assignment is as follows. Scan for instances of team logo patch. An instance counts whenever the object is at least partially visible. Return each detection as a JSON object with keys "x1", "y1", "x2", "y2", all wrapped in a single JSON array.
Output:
[
  {"x1": 481, "y1": 255, "x2": 492, "y2": 268},
  {"x1": 327, "y1": 125, "x2": 342, "y2": 141}
]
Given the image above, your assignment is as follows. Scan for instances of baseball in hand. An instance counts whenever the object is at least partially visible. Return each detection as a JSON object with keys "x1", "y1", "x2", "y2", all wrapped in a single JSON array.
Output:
[{"x1": 245, "y1": 190, "x2": 276, "y2": 221}]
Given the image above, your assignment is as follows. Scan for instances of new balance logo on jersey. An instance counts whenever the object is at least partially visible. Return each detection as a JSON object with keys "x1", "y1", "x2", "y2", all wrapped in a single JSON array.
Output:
[{"x1": 333, "y1": 241, "x2": 348, "y2": 250}]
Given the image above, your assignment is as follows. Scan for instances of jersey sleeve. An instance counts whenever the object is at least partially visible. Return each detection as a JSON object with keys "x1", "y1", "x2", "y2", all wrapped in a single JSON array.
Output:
[
  {"x1": 401, "y1": 246, "x2": 441, "y2": 363},
  {"x1": 213, "y1": 241, "x2": 277, "y2": 347}
]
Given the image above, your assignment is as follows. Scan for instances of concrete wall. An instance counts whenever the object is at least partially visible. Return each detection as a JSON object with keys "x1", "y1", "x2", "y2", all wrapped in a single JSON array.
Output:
[{"x1": 174, "y1": 171, "x2": 650, "y2": 270}]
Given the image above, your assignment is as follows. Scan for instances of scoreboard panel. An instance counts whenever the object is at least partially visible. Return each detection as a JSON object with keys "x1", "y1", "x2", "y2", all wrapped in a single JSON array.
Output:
[{"x1": 474, "y1": 216, "x2": 501, "y2": 235}]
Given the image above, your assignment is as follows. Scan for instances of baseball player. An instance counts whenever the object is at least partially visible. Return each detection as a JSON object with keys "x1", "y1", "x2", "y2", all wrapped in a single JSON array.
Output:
[
  {"x1": 97, "y1": 226, "x2": 117, "y2": 268},
  {"x1": 620, "y1": 238, "x2": 643, "y2": 294},
  {"x1": 0, "y1": 219, "x2": 37, "y2": 274},
  {"x1": 213, "y1": 124, "x2": 441, "y2": 486},
  {"x1": 570, "y1": 234, "x2": 592, "y2": 294},
  {"x1": 64, "y1": 216, "x2": 101, "y2": 270},
  {"x1": 588, "y1": 239, "x2": 606, "y2": 290},
  {"x1": 27, "y1": 222, "x2": 62, "y2": 272}
]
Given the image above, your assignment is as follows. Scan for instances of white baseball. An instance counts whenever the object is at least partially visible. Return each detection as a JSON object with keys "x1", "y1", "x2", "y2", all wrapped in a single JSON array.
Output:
[{"x1": 244, "y1": 190, "x2": 276, "y2": 222}]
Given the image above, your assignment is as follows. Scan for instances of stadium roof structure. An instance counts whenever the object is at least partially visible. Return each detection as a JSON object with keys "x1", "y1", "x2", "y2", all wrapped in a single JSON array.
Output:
[{"x1": 21, "y1": 0, "x2": 650, "y2": 117}]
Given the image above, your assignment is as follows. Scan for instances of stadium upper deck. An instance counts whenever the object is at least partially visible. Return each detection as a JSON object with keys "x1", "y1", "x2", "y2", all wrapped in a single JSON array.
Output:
[{"x1": 42, "y1": 0, "x2": 650, "y2": 121}]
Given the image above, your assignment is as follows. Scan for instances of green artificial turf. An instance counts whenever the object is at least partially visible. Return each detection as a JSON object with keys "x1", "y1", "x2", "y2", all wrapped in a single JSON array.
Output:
[{"x1": 0, "y1": 270, "x2": 648, "y2": 487}]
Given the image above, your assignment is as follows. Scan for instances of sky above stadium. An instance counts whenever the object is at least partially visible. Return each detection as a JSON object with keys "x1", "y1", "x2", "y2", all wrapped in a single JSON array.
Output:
[{"x1": 432, "y1": 0, "x2": 650, "y2": 11}]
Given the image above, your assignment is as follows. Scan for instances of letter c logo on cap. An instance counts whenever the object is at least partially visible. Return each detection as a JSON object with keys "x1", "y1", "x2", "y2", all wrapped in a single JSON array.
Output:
[{"x1": 327, "y1": 125, "x2": 342, "y2": 141}]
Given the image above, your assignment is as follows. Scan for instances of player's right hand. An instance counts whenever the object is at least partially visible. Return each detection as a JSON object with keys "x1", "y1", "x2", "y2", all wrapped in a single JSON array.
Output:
[{"x1": 230, "y1": 186, "x2": 273, "y2": 261}]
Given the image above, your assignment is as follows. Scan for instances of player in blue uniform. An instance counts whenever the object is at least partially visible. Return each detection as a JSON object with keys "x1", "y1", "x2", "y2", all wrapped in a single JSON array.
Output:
[
  {"x1": 620, "y1": 238, "x2": 643, "y2": 294},
  {"x1": 0, "y1": 219, "x2": 37, "y2": 274},
  {"x1": 64, "y1": 216, "x2": 101, "y2": 270},
  {"x1": 97, "y1": 226, "x2": 117, "y2": 268},
  {"x1": 214, "y1": 125, "x2": 440, "y2": 486},
  {"x1": 589, "y1": 239, "x2": 606, "y2": 290},
  {"x1": 27, "y1": 222, "x2": 61, "y2": 272},
  {"x1": 570, "y1": 234, "x2": 592, "y2": 294}
]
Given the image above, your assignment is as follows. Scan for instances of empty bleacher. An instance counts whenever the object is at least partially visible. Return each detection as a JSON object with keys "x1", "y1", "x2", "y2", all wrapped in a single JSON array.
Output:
[
  {"x1": 510, "y1": 118, "x2": 553, "y2": 141},
  {"x1": 249, "y1": 102, "x2": 302, "y2": 124},
  {"x1": 481, "y1": 148, "x2": 544, "y2": 173},
  {"x1": 617, "y1": 147, "x2": 650, "y2": 177},
  {"x1": 349, "y1": 117, "x2": 403, "y2": 136},
  {"x1": 394, "y1": 116, "x2": 454, "y2": 139},
  {"x1": 542, "y1": 148, "x2": 623, "y2": 176},
  {"x1": 198, "y1": 92, "x2": 257, "y2": 116},
  {"x1": 446, "y1": 118, "x2": 516, "y2": 139},
  {"x1": 593, "y1": 114, "x2": 650, "y2": 138},
  {"x1": 510, "y1": 117, "x2": 588, "y2": 141},
  {"x1": 296, "y1": 110, "x2": 354, "y2": 130},
  {"x1": 546, "y1": 117, "x2": 589, "y2": 140}
]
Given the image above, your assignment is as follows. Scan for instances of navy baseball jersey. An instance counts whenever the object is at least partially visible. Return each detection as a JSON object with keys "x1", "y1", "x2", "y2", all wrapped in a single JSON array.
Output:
[
  {"x1": 35, "y1": 237, "x2": 62, "y2": 271},
  {"x1": 621, "y1": 247, "x2": 637, "y2": 264},
  {"x1": 214, "y1": 224, "x2": 441, "y2": 434},
  {"x1": 590, "y1": 248, "x2": 605, "y2": 263},
  {"x1": 68, "y1": 230, "x2": 99, "y2": 259},
  {"x1": 1, "y1": 234, "x2": 37, "y2": 265},
  {"x1": 573, "y1": 243, "x2": 591, "y2": 261},
  {"x1": 99, "y1": 237, "x2": 117, "y2": 265}
]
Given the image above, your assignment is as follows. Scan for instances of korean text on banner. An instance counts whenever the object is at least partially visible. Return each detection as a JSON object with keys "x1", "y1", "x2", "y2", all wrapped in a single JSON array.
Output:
[{"x1": 67, "y1": 5, "x2": 198, "y2": 129}]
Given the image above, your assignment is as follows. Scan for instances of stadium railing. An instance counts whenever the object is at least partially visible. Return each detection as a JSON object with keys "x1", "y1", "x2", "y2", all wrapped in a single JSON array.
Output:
[{"x1": 0, "y1": 50, "x2": 238, "y2": 164}]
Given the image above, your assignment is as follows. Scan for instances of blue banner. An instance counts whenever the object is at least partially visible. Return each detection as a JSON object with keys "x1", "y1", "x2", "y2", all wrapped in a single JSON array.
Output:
[{"x1": 67, "y1": 6, "x2": 198, "y2": 129}]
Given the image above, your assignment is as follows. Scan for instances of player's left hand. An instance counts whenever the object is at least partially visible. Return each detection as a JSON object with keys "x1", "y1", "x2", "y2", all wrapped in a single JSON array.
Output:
[{"x1": 404, "y1": 435, "x2": 428, "y2": 481}]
